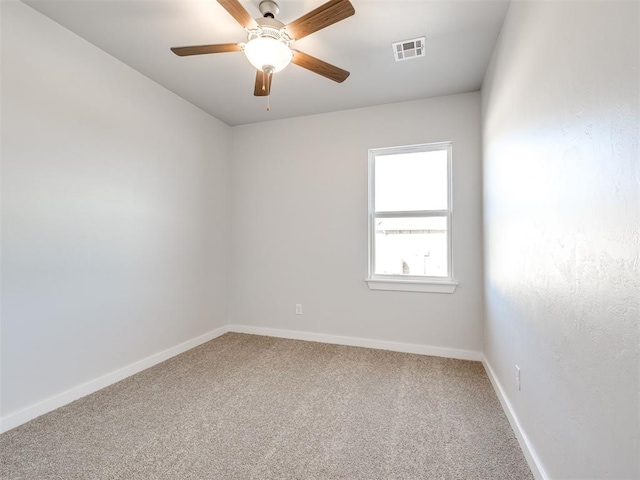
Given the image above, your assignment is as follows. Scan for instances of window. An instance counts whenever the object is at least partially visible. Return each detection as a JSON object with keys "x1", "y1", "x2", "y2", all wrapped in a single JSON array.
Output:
[{"x1": 366, "y1": 142, "x2": 457, "y2": 293}]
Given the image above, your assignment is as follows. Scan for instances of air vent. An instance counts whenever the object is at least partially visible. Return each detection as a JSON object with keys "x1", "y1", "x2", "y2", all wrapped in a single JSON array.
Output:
[{"x1": 392, "y1": 37, "x2": 425, "y2": 62}]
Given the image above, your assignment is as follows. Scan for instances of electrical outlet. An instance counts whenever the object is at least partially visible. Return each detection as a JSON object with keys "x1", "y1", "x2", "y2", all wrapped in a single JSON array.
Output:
[
  {"x1": 295, "y1": 304, "x2": 302, "y2": 315},
  {"x1": 515, "y1": 364, "x2": 521, "y2": 391}
]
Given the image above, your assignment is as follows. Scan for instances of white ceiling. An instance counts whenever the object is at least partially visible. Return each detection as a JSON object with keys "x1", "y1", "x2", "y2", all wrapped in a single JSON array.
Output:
[{"x1": 22, "y1": 0, "x2": 510, "y2": 126}]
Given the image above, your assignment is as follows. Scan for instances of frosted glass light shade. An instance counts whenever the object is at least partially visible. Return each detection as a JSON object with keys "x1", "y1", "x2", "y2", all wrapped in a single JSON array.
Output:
[{"x1": 244, "y1": 37, "x2": 292, "y2": 72}]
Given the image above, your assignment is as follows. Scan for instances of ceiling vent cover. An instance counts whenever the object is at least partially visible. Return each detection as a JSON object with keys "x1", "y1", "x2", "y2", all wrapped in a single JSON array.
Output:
[{"x1": 392, "y1": 37, "x2": 425, "y2": 62}]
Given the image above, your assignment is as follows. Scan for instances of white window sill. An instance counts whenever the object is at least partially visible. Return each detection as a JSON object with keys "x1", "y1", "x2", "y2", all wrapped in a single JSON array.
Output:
[{"x1": 365, "y1": 278, "x2": 458, "y2": 293}]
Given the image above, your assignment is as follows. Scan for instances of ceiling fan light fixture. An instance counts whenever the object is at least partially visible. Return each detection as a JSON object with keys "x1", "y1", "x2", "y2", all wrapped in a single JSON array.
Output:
[{"x1": 244, "y1": 36, "x2": 292, "y2": 72}]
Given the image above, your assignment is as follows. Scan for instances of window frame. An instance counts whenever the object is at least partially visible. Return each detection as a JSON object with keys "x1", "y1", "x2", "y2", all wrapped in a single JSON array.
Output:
[{"x1": 366, "y1": 142, "x2": 458, "y2": 293}]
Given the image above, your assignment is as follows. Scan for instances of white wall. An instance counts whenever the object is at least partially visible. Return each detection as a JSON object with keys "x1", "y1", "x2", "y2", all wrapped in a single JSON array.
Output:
[
  {"x1": 482, "y1": 1, "x2": 639, "y2": 478},
  {"x1": 1, "y1": 1, "x2": 230, "y2": 419},
  {"x1": 229, "y1": 93, "x2": 484, "y2": 354}
]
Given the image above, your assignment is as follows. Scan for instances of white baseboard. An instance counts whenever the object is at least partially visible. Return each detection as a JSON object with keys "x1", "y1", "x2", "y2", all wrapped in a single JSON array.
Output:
[
  {"x1": 482, "y1": 356, "x2": 549, "y2": 480},
  {"x1": 0, "y1": 325, "x2": 230, "y2": 434},
  {"x1": 229, "y1": 324, "x2": 482, "y2": 361}
]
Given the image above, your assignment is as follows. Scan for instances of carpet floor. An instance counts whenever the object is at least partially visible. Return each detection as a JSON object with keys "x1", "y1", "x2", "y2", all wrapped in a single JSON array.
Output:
[{"x1": 1, "y1": 333, "x2": 533, "y2": 479}]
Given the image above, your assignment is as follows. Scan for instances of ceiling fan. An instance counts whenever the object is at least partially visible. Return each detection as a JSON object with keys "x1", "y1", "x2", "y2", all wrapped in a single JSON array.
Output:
[{"x1": 171, "y1": 0, "x2": 355, "y2": 107}]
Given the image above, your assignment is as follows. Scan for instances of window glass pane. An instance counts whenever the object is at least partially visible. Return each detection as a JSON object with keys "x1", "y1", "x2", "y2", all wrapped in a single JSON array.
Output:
[
  {"x1": 374, "y1": 149, "x2": 448, "y2": 212},
  {"x1": 374, "y1": 216, "x2": 448, "y2": 277}
]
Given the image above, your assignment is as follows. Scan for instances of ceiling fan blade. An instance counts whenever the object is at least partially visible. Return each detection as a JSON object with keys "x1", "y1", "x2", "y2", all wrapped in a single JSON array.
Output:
[
  {"x1": 285, "y1": 0, "x2": 354, "y2": 40},
  {"x1": 171, "y1": 43, "x2": 243, "y2": 56},
  {"x1": 292, "y1": 50, "x2": 350, "y2": 83},
  {"x1": 217, "y1": 0, "x2": 258, "y2": 30},
  {"x1": 254, "y1": 69, "x2": 272, "y2": 96}
]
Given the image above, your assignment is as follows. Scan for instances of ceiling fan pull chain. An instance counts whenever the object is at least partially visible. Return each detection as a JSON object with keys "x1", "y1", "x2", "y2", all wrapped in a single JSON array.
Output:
[{"x1": 262, "y1": 66, "x2": 273, "y2": 111}]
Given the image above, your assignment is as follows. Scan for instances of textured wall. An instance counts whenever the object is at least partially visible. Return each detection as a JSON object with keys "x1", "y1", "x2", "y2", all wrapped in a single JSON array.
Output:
[
  {"x1": 230, "y1": 93, "x2": 484, "y2": 353},
  {"x1": 482, "y1": 1, "x2": 639, "y2": 478},
  {"x1": 1, "y1": 1, "x2": 230, "y2": 417}
]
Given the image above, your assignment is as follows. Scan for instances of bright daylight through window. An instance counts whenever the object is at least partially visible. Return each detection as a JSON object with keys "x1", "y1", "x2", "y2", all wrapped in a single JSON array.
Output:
[{"x1": 367, "y1": 142, "x2": 457, "y2": 293}]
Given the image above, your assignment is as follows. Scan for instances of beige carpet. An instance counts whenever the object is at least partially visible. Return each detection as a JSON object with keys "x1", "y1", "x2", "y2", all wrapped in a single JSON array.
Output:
[{"x1": 1, "y1": 333, "x2": 533, "y2": 479}]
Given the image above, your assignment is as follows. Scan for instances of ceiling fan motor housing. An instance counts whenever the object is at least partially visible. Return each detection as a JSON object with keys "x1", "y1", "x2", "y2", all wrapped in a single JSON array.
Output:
[{"x1": 250, "y1": 17, "x2": 290, "y2": 42}]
